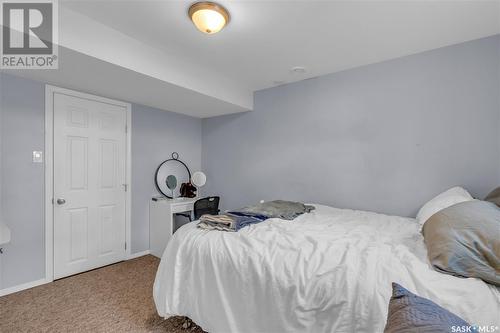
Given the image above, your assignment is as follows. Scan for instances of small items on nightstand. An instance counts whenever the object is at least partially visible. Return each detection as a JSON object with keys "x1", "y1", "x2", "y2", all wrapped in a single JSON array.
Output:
[{"x1": 180, "y1": 182, "x2": 196, "y2": 198}]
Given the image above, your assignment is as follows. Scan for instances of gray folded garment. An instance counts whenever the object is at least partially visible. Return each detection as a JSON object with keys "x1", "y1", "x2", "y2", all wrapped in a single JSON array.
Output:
[{"x1": 230, "y1": 200, "x2": 315, "y2": 220}]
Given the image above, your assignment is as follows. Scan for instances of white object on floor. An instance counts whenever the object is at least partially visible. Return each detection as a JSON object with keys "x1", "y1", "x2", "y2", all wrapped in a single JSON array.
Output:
[
  {"x1": 416, "y1": 186, "x2": 474, "y2": 226},
  {"x1": 150, "y1": 197, "x2": 197, "y2": 258},
  {"x1": 153, "y1": 204, "x2": 500, "y2": 333},
  {"x1": 0, "y1": 221, "x2": 10, "y2": 246}
]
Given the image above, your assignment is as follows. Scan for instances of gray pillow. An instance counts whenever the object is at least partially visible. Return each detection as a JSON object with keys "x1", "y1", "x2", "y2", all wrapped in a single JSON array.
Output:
[
  {"x1": 384, "y1": 283, "x2": 469, "y2": 333},
  {"x1": 485, "y1": 187, "x2": 500, "y2": 207},
  {"x1": 422, "y1": 200, "x2": 500, "y2": 286}
]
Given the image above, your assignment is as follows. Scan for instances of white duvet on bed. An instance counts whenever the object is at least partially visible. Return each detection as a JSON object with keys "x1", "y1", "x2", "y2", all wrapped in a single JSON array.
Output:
[{"x1": 153, "y1": 205, "x2": 500, "y2": 333}]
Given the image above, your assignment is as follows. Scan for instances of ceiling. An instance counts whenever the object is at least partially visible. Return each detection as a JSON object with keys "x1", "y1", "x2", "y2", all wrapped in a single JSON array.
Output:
[
  {"x1": 4, "y1": 46, "x2": 249, "y2": 118},
  {"x1": 4, "y1": 1, "x2": 500, "y2": 117},
  {"x1": 62, "y1": 0, "x2": 500, "y2": 91}
]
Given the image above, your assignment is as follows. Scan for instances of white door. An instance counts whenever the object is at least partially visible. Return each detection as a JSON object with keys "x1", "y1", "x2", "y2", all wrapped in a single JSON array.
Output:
[{"x1": 53, "y1": 92, "x2": 127, "y2": 279}]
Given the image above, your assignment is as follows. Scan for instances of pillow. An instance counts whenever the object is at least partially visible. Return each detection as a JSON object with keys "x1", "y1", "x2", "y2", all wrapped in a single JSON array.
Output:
[
  {"x1": 416, "y1": 187, "x2": 473, "y2": 226},
  {"x1": 422, "y1": 200, "x2": 500, "y2": 286},
  {"x1": 384, "y1": 283, "x2": 470, "y2": 333},
  {"x1": 484, "y1": 186, "x2": 500, "y2": 207}
]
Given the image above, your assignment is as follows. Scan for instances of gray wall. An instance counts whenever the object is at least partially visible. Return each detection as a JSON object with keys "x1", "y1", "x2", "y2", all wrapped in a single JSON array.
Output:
[
  {"x1": 0, "y1": 74, "x2": 46, "y2": 288},
  {"x1": 131, "y1": 104, "x2": 201, "y2": 253},
  {"x1": 0, "y1": 73, "x2": 202, "y2": 289},
  {"x1": 202, "y1": 35, "x2": 500, "y2": 217}
]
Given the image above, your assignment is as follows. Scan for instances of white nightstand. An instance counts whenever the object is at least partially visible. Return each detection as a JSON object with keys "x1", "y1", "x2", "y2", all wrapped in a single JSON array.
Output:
[{"x1": 149, "y1": 197, "x2": 197, "y2": 258}]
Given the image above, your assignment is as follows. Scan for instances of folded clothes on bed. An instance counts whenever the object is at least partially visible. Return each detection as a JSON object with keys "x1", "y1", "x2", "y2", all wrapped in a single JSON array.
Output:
[
  {"x1": 198, "y1": 214, "x2": 234, "y2": 231},
  {"x1": 197, "y1": 200, "x2": 315, "y2": 232},
  {"x1": 229, "y1": 200, "x2": 315, "y2": 220},
  {"x1": 198, "y1": 213, "x2": 264, "y2": 232}
]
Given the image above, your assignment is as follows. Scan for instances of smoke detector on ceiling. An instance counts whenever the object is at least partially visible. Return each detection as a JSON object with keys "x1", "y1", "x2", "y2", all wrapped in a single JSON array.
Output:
[{"x1": 291, "y1": 67, "x2": 306, "y2": 74}]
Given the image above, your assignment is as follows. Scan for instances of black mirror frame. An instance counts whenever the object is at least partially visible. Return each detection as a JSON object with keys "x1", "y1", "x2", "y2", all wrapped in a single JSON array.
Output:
[{"x1": 154, "y1": 152, "x2": 192, "y2": 199}]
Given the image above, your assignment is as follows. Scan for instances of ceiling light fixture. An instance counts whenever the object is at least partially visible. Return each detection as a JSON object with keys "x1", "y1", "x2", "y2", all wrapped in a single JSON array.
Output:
[{"x1": 188, "y1": 2, "x2": 230, "y2": 34}]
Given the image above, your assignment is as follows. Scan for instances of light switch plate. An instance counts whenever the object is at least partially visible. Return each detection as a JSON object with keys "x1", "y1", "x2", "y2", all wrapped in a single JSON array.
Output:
[{"x1": 33, "y1": 151, "x2": 43, "y2": 163}]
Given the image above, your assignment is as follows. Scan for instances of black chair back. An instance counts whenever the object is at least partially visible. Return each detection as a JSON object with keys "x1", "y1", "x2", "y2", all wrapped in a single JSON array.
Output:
[{"x1": 194, "y1": 196, "x2": 220, "y2": 220}]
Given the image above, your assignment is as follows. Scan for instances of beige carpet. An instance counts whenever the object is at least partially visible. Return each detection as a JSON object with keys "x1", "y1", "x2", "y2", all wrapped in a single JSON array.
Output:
[{"x1": 0, "y1": 255, "x2": 205, "y2": 333}]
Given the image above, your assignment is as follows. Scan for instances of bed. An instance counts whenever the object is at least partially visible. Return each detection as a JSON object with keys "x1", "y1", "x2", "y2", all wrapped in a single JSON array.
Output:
[{"x1": 153, "y1": 204, "x2": 500, "y2": 333}]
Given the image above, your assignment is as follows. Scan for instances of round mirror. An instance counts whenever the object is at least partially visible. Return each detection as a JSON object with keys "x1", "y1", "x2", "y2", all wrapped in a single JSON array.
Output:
[
  {"x1": 191, "y1": 171, "x2": 207, "y2": 187},
  {"x1": 155, "y1": 153, "x2": 191, "y2": 198}
]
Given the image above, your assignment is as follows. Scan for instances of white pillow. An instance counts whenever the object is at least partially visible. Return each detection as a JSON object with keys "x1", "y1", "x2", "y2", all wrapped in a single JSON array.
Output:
[{"x1": 416, "y1": 187, "x2": 473, "y2": 226}]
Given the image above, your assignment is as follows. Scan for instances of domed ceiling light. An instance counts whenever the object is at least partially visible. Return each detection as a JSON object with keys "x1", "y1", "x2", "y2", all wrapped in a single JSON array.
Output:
[{"x1": 188, "y1": 2, "x2": 230, "y2": 34}]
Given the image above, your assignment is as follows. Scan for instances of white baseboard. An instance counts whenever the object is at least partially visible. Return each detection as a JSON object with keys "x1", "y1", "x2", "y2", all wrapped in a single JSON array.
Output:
[
  {"x1": 126, "y1": 250, "x2": 150, "y2": 260},
  {"x1": 1, "y1": 251, "x2": 150, "y2": 297},
  {"x1": 0, "y1": 278, "x2": 50, "y2": 297}
]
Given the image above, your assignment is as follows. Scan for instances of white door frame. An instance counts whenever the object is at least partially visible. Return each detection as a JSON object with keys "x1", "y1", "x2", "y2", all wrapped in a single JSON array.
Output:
[{"x1": 45, "y1": 85, "x2": 132, "y2": 282}]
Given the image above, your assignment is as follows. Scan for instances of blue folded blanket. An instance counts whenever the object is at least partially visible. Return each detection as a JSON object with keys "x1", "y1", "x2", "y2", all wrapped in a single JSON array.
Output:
[
  {"x1": 197, "y1": 200, "x2": 315, "y2": 232},
  {"x1": 231, "y1": 213, "x2": 266, "y2": 231}
]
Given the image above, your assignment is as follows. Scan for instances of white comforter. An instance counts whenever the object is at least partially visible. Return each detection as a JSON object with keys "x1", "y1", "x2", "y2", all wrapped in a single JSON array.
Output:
[{"x1": 153, "y1": 205, "x2": 500, "y2": 333}]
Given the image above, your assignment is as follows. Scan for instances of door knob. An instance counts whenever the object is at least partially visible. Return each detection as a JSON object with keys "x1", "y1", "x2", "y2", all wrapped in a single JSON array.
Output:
[{"x1": 56, "y1": 198, "x2": 66, "y2": 205}]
